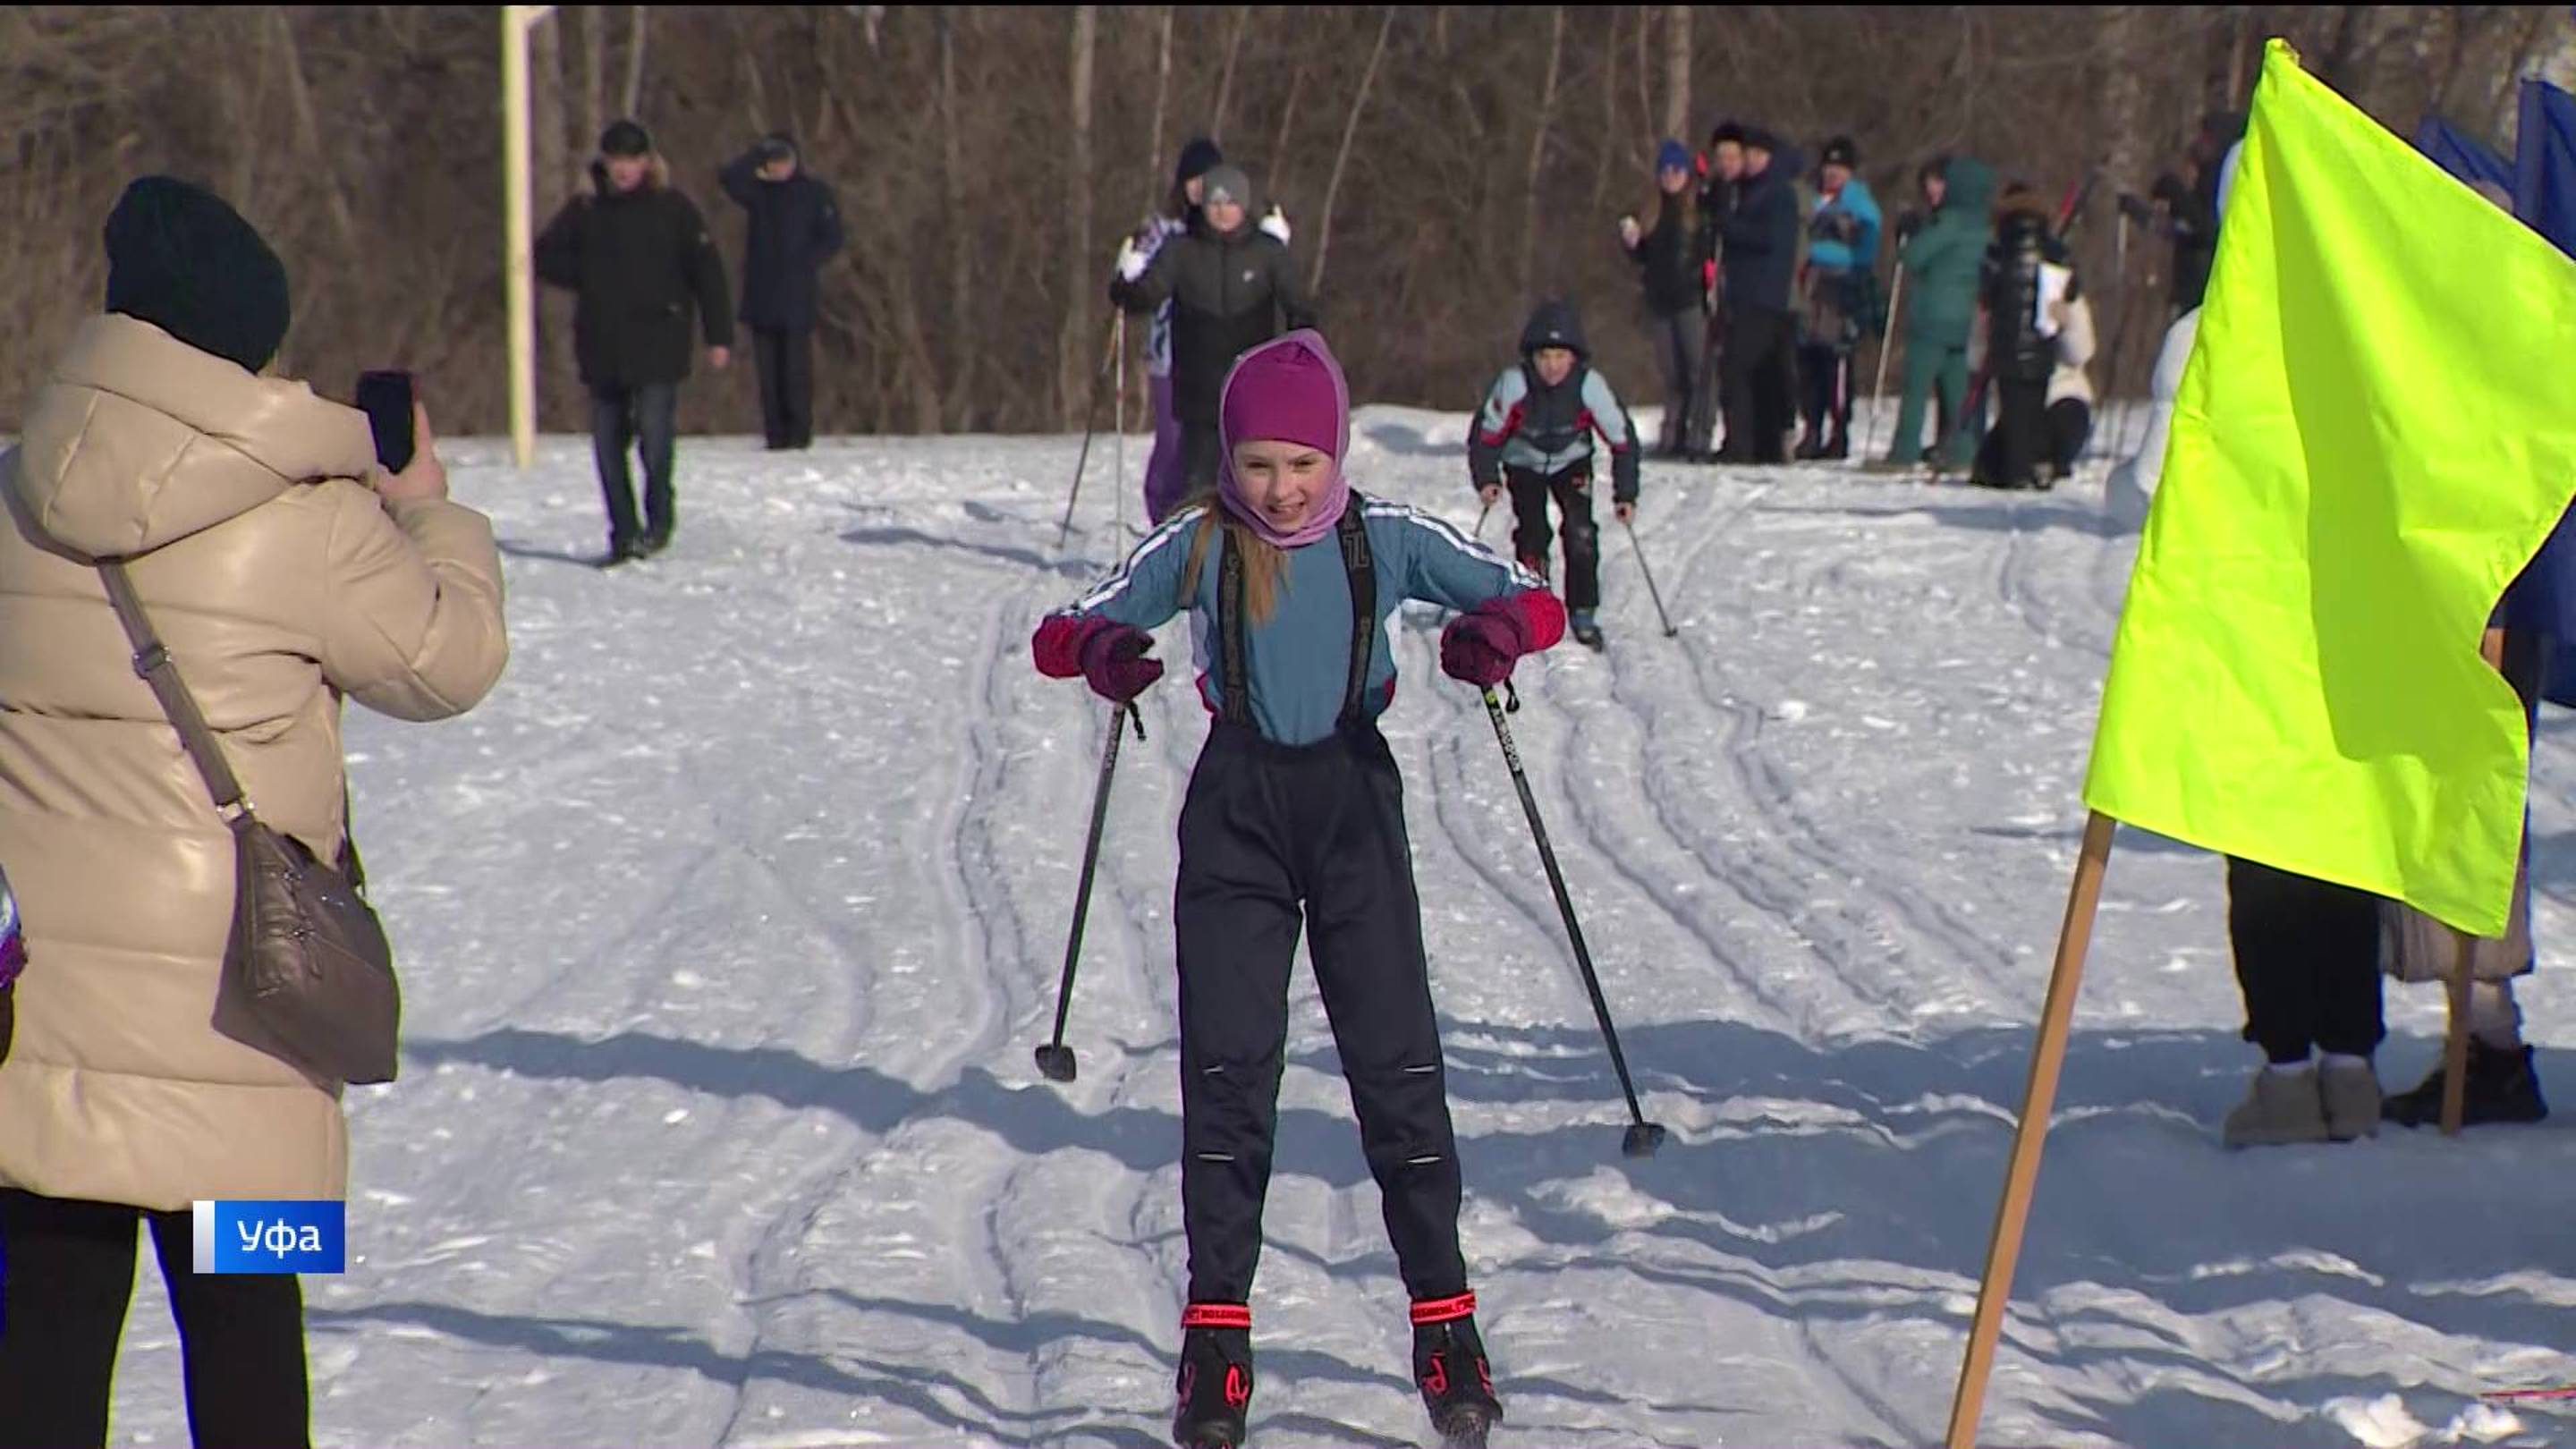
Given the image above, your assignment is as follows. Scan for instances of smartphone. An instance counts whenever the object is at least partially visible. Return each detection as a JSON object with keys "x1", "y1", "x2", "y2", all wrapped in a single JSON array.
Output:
[{"x1": 355, "y1": 370, "x2": 417, "y2": 472}]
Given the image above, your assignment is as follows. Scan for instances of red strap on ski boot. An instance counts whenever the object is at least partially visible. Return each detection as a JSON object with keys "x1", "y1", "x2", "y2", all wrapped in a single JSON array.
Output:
[
  {"x1": 1410, "y1": 1292, "x2": 1477, "y2": 1325},
  {"x1": 1182, "y1": 1301, "x2": 1252, "y2": 1330}
]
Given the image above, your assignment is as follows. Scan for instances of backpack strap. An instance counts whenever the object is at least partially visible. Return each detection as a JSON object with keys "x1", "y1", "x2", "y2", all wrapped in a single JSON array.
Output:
[{"x1": 1214, "y1": 496, "x2": 1379, "y2": 735}]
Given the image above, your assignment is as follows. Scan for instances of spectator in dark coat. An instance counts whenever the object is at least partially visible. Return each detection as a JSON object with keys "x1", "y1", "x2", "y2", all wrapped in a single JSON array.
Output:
[
  {"x1": 537, "y1": 120, "x2": 734, "y2": 564},
  {"x1": 1716, "y1": 128, "x2": 1802, "y2": 464},
  {"x1": 721, "y1": 133, "x2": 844, "y2": 451},
  {"x1": 1109, "y1": 165, "x2": 1318, "y2": 497},
  {"x1": 1622, "y1": 140, "x2": 1712, "y2": 458},
  {"x1": 1972, "y1": 185, "x2": 2065, "y2": 489}
]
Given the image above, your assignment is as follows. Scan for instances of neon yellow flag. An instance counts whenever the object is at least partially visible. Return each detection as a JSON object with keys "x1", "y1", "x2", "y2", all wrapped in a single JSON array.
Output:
[{"x1": 2084, "y1": 41, "x2": 2576, "y2": 936}]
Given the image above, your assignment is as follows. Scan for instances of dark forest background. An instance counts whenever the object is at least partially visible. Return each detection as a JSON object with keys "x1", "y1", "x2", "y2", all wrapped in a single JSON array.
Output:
[{"x1": 3, "y1": 5, "x2": 2563, "y2": 436}]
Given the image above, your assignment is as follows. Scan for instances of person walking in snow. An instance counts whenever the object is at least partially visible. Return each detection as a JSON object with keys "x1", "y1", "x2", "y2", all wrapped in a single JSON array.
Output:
[
  {"x1": 1131, "y1": 138, "x2": 1226, "y2": 522},
  {"x1": 1793, "y1": 135, "x2": 1881, "y2": 460},
  {"x1": 536, "y1": 120, "x2": 735, "y2": 564},
  {"x1": 1716, "y1": 127, "x2": 1803, "y2": 464},
  {"x1": 1622, "y1": 140, "x2": 1711, "y2": 459},
  {"x1": 1691, "y1": 123, "x2": 1750, "y2": 461},
  {"x1": 1111, "y1": 164, "x2": 1317, "y2": 505},
  {"x1": 1469, "y1": 301, "x2": 1641, "y2": 650},
  {"x1": 719, "y1": 132, "x2": 843, "y2": 452},
  {"x1": 2219, "y1": 856, "x2": 2388, "y2": 1148},
  {"x1": 0, "y1": 176, "x2": 509, "y2": 1446},
  {"x1": 1868, "y1": 156, "x2": 1993, "y2": 474},
  {"x1": 1031, "y1": 331, "x2": 1560, "y2": 1449}
]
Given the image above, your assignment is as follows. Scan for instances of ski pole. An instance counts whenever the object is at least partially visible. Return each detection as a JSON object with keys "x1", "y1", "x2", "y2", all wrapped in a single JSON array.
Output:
[
  {"x1": 1473, "y1": 497, "x2": 1494, "y2": 543},
  {"x1": 1623, "y1": 517, "x2": 1679, "y2": 639},
  {"x1": 1055, "y1": 318, "x2": 1124, "y2": 550},
  {"x1": 1114, "y1": 312, "x2": 1128, "y2": 539},
  {"x1": 1478, "y1": 682, "x2": 1667, "y2": 1157},
  {"x1": 1863, "y1": 263, "x2": 1905, "y2": 462},
  {"x1": 1035, "y1": 699, "x2": 1147, "y2": 1085}
]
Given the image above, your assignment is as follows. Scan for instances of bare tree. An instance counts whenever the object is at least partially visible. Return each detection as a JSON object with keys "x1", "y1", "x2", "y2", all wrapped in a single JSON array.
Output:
[
  {"x1": 1662, "y1": 4, "x2": 1691, "y2": 142},
  {"x1": 1309, "y1": 6, "x2": 1395, "y2": 293},
  {"x1": 1522, "y1": 6, "x2": 1567, "y2": 298},
  {"x1": 1060, "y1": 5, "x2": 1098, "y2": 428}
]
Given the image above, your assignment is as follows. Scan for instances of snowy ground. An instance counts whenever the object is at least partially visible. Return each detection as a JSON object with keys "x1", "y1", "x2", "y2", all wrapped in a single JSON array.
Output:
[{"x1": 104, "y1": 404, "x2": 2576, "y2": 1448}]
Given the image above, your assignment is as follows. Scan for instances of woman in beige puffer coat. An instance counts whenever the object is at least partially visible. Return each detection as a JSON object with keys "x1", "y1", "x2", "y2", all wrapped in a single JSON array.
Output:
[{"x1": 0, "y1": 176, "x2": 508, "y2": 1449}]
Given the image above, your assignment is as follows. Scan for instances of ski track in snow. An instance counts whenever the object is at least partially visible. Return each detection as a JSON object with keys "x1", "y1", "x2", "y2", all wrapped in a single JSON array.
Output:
[{"x1": 97, "y1": 407, "x2": 2576, "y2": 1449}]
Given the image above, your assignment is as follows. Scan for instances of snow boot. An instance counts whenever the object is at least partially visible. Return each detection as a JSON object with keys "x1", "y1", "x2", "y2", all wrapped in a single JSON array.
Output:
[
  {"x1": 1793, "y1": 432, "x2": 1827, "y2": 462},
  {"x1": 1412, "y1": 1306, "x2": 1501, "y2": 1449},
  {"x1": 2222, "y1": 1063, "x2": 2331, "y2": 1148},
  {"x1": 2383, "y1": 1042, "x2": 2550, "y2": 1128},
  {"x1": 1172, "y1": 1317, "x2": 1254, "y2": 1449},
  {"x1": 1570, "y1": 610, "x2": 1605, "y2": 650},
  {"x1": 2318, "y1": 1055, "x2": 2380, "y2": 1141}
]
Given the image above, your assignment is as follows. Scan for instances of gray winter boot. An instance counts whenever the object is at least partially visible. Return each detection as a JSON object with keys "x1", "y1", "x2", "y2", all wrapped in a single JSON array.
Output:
[
  {"x1": 2223, "y1": 1064, "x2": 2330, "y2": 1148},
  {"x1": 2318, "y1": 1056, "x2": 2381, "y2": 1141}
]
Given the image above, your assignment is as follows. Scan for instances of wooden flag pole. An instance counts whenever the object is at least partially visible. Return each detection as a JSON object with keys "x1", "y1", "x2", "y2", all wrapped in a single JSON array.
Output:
[
  {"x1": 2440, "y1": 628, "x2": 2513, "y2": 1135},
  {"x1": 1944, "y1": 809, "x2": 2119, "y2": 1449}
]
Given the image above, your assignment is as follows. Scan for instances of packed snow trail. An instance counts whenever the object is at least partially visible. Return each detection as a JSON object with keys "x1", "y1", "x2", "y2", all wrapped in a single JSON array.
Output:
[{"x1": 103, "y1": 411, "x2": 2576, "y2": 1449}]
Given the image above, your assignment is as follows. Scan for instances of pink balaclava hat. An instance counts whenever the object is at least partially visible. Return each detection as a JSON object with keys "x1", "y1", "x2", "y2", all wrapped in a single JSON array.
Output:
[{"x1": 1217, "y1": 329, "x2": 1351, "y2": 548}]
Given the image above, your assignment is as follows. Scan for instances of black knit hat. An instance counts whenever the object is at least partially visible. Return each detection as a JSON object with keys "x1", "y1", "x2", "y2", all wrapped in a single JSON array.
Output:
[
  {"x1": 1175, "y1": 136, "x2": 1224, "y2": 188},
  {"x1": 757, "y1": 132, "x2": 799, "y2": 165},
  {"x1": 1742, "y1": 126, "x2": 1780, "y2": 154},
  {"x1": 103, "y1": 176, "x2": 291, "y2": 374},
  {"x1": 1708, "y1": 120, "x2": 1747, "y2": 149},
  {"x1": 600, "y1": 119, "x2": 654, "y2": 157},
  {"x1": 1820, "y1": 135, "x2": 1860, "y2": 169}
]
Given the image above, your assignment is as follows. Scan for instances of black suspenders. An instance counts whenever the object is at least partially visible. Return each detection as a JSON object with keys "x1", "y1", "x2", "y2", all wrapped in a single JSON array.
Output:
[{"x1": 1216, "y1": 494, "x2": 1377, "y2": 733}]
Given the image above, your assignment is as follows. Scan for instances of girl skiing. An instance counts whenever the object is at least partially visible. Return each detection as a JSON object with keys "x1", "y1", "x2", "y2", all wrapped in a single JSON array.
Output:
[{"x1": 1032, "y1": 331, "x2": 1563, "y2": 1449}]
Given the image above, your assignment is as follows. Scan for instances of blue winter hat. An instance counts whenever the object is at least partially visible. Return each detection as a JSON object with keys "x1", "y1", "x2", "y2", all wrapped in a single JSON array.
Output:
[{"x1": 1656, "y1": 139, "x2": 1693, "y2": 175}]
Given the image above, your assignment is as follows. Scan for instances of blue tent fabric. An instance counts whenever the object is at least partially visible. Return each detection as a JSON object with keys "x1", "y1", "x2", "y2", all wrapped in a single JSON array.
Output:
[
  {"x1": 2494, "y1": 83, "x2": 2576, "y2": 704},
  {"x1": 2413, "y1": 115, "x2": 2514, "y2": 191}
]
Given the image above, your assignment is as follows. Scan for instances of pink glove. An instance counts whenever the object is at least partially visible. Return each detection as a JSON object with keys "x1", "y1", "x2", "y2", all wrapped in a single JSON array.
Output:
[
  {"x1": 1441, "y1": 608, "x2": 1523, "y2": 687},
  {"x1": 1080, "y1": 623, "x2": 1165, "y2": 703}
]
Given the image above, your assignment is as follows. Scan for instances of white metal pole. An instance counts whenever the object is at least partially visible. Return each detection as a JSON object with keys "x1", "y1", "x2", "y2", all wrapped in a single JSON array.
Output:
[{"x1": 503, "y1": 5, "x2": 538, "y2": 470}]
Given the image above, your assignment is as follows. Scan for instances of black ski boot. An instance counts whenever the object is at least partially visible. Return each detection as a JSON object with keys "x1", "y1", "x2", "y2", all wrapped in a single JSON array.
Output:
[
  {"x1": 2384, "y1": 1042, "x2": 2549, "y2": 1128},
  {"x1": 1413, "y1": 1308, "x2": 1501, "y2": 1449},
  {"x1": 1172, "y1": 1320, "x2": 1255, "y2": 1449}
]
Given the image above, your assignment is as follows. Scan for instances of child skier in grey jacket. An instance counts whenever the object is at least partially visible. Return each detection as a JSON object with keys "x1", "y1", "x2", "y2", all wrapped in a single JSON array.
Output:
[{"x1": 1468, "y1": 301, "x2": 1641, "y2": 649}]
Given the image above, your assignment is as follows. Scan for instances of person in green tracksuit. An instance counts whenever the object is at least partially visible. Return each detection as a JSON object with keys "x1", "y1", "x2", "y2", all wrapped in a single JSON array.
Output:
[{"x1": 1871, "y1": 155, "x2": 1995, "y2": 471}]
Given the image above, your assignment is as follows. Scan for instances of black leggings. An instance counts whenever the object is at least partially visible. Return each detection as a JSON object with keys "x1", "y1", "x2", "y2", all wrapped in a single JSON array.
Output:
[{"x1": 0, "y1": 1190, "x2": 309, "y2": 1449}]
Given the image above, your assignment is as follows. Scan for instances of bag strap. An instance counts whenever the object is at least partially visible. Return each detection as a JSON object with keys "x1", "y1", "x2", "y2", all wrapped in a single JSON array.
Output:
[
  {"x1": 96, "y1": 561, "x2": 251, "y2": 821},
  {"x1": 1215, "y1": 497, "x2": 1378, "y2": 733}
]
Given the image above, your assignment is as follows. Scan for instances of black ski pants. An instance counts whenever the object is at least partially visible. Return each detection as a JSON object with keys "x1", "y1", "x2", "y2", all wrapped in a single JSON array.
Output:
[
  {"x1": 750, "y1": 326, "x2": 815, "y2": 450},
  {"x1": 1180, "y1": 417, "x2": 1225, "y2": 500},
  {"x1": 0, "y1": 1190, "x2": 309, "y2": 1449},
  {"x1": 589, "y1": 382, "x2": 679, "y2": 549},
  {"x1": 1506, "y1": 464, "x2": 1601, "y2": 612},
  {"x1": 1174, "y1": 724, "x2": 1468, "y2": 1311},
  {"x1": 2226, "y1": 857, "x2": 2385, "y2": 1063},
  {"x1": 1721, "y1": 305, "x2": 1795, "y2": 463}
]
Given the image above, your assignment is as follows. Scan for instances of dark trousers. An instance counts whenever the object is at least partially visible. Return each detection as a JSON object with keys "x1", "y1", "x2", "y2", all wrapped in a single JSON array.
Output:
[
  {"x1": 1721, "y1": 306, "x2": 1795, "y2": 463},
  {"x1": 1180, "y1": 417, "x2": 1225, "y2": 499},
  {"x1": 2226, "y1": 857, "x2": 2385, "y2": 1063},
  {"x1": 589, "y1": 383, "x2": 679, "y2": 549},
  {"x1": 0, "y1": 1191, "x2": 309, "y2": 1449},
  {"x1": 1978, "y1": 377, "x2": 2053, "y2": 487},
  {"x1": 750, "y1": 327, "x2": 815, "y2": 450},
  {"x1": 1174, "y1": 724, "x2": 1467, "y2": 1309},
  {"x1": 1644, "y1": 309, "x2": 1709, "y2": 455},
  {"x1": 1797, "y1": 342, "x2": 1854, "y2": 449},
  {"x1": 2047, "y1": 397, "x2": 2093, "y2": 475},
  {"x1": 1506, "y1": 465, "x2": 1600, "y2": 611}
]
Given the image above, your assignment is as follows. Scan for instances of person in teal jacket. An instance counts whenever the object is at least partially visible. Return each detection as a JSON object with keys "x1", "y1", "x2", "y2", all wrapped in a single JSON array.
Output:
[
  {"x1": 1871, "y1": 155, "x2": 1994, "y2": 471},
  {"x1": 1794, "y1": 135, "x2": 1881, "y2": 459}
]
